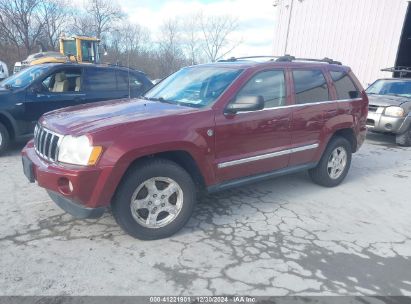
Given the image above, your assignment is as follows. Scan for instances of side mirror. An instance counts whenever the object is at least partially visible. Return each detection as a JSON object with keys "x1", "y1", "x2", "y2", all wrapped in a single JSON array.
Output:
[
  {"x1": 225, "y1": 95, "x2": 265, "y2": 114},
  {"x1": 29, "y1": 85, "x2": 42, "y2": 94},
  {"x1": 349, "y1": 91, "x2": 359, "y2": 99}
]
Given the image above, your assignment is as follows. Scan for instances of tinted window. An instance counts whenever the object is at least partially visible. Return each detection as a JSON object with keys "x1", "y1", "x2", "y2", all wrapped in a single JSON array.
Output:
[
  {"x1": 85, "y1": 68, "x2": 116, "y2": 91},
  {"x1": 237, "y1": 70, "x2": 286, "y2": 109},
  {"x1": 117, "y1": 71, "x2": 143, "y2": 91},
  {"x1": 330, "y1": 71, "x2": 360, "y2": 99},
  {"x1": 41, "y1": 68, "x2": 82, "y2": 93},
  {"x1": 293, "y1": 70, "x2": 330, "y2": 104}
]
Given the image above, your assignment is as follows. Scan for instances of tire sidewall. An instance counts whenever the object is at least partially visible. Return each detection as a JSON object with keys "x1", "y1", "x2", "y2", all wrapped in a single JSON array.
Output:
[
  {"x1": 396, "y1": 129, "x2": 411, "y2": 147},
  {"x1": 0, "y1": 123, "x2": 10, "y2": 155},
  {"x1": 112, "y1": 160, "x2": 196, "y2": 240},
  {"x1": 317, "y1": 137, "x2": 352, "y2": 187}
]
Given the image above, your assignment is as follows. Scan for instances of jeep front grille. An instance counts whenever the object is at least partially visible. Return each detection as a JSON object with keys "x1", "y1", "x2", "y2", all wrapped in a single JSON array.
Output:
[{"x1": 34, "y1": 124, "x2": 62, "y2": 162}]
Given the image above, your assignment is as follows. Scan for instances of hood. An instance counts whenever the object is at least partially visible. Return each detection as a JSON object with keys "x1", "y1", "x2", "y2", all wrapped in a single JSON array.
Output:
[
  {"x1": 368, "y1": 94, "x2": 411, "y2": 107},
  {"x1": 40, "y1": 98, "x2": 195, "y2": 135}
]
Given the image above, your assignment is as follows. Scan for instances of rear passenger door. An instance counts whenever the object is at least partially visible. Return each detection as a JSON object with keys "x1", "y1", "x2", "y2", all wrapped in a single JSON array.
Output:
[
  {"x1": 83, "y1": 68, "x2": 125, "y2": 102},
  {"x1": 288, "y1": 69, "x2": 332, "y2": 167}
]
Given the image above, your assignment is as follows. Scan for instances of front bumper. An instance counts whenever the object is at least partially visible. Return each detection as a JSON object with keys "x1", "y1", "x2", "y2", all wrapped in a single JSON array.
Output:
[
  {"x1": 21, "y1": 141, "x2": 115, "y2": 219},
  {"x1": 367, "y1": 110, "x2": 411, "y2": 134}
]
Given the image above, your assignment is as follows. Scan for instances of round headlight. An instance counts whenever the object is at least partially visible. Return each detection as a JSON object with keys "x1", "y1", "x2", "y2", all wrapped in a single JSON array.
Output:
[
  {"x1": 58, "y1": 135, "x2": 102, "y2": 166},
  {"x1": 384, "y1": 106, "x2": 405, "y2": 117}
]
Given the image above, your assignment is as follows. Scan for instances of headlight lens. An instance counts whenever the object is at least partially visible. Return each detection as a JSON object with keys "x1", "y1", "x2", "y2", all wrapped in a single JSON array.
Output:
[
  {"x1": 384, "y1": 106, "x2": 405, "y2": 117},
  {"x1": 58, "y1": 135, "x2": 102, "y2": 166}
]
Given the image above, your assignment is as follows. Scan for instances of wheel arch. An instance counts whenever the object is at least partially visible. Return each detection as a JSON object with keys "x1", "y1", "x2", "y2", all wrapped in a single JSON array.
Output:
[
  {"x1": 331, "y1": 128, "x2": 357, "y2": 152},
  {"x1": 125, "y1": 150, "x2": 207, "y2": 191}
]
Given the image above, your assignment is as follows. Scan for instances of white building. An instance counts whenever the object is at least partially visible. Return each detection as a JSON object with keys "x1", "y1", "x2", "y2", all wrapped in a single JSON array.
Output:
[{"x1": 273, "y1": 0, "x2": 411, "y2": 86}]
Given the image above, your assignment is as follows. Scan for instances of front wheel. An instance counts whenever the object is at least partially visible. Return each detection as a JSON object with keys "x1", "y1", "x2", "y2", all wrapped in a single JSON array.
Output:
[
  {"x1": 0, "y1": 122, "x2": 10, "y2": 155},
  {"x1": 309, "y1": 137, "x2": 352, "y2": 187},
  {"x1": 112, "y1": 159, "x2": 196, "y2": 240},
  {"x1": 396, "y1": 129, "x2": 411, "y2": 147}
]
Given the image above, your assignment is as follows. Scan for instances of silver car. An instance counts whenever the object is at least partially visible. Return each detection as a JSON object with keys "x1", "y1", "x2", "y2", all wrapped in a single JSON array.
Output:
[{"x1": 366, "y1": 77, "x2": 411, "y2": 146}]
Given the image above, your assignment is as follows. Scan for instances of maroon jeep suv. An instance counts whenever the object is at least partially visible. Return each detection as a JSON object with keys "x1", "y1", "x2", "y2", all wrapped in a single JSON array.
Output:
[{"x1": 22, "y1": 55, "x2": 368, "y2": 240}]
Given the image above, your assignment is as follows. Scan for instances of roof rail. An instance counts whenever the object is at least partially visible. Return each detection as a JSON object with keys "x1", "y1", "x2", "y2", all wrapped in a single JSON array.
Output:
[
  {"x1": 381, "y1": 66, "x2": 411, "y2": 78},
  {"x1": 218, "y1": 55, "x2": 342, "y2": 65},
  {"x1": 276, "y1": 55, "x2": 342, "y2": 65}
]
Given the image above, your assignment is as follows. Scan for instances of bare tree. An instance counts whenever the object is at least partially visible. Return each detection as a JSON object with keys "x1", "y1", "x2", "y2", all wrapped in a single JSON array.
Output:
[
  {"x1": 200, "y1": 13, "x2": 241, "y2": 62},
  {"x1": 0, "y1": 0, "x2": 44, "y2": 56},
  {"x1": 39, "y1": 0, "x2": 72, "y2": 50},
  {"x1": 86, "y1": 0, "x2": 124, "y2": 39},
  {"x1": 71, "y1": 14, "x2": 95, "y2": 37},
  {"x1": 157, "y1": 19, "x2": 186, "y2": 76},
  {"x1": 181, "y1": 13, "x2": 205, "y2": 65}
]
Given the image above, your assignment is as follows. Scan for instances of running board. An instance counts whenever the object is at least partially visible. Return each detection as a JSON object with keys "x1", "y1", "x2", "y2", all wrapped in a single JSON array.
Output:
[{"x1": 207, "y1": 162, "x2": 318, "y2": 193}]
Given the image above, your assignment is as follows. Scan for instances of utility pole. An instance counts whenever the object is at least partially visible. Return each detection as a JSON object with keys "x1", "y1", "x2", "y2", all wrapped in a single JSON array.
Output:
[{"x1": 284, "y1": 0, "x2": 295, "y2": 54}]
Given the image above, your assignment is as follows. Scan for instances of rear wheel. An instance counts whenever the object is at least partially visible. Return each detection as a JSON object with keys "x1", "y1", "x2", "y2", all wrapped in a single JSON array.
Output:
[
  {"x1": 309, "y1": 136, "x2": 352, "y2": 187},
  {"x1": 0, "y1": 122, "x2": 10, "y2": 155},
  {"x1": 112, "y1": 158, "x2": 196, "y2": 240},
  {"x1": 396, "y1": 129, "x2": 411, "y2": 147}
]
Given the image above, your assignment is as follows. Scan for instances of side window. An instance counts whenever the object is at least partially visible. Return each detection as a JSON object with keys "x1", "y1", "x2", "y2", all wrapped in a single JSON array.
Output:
[
  {"x1": 41, "y1": 68, "x2": 82, "y2": 93},
  {"x1": 330, "y1": 71, "x2": 360, "y2": 99},
  {"x1": 292, "y1": 70, "x2": 330, "y2": 104},
  {"x1": 117, "y1": 71, "x2": 143, "y2": 92},
  {"x1": 84, "y1": 68, "x2": 117, "y2": 91},
  {"x1": 236, "y1": 70, "x2": 286, "y2": 109}
]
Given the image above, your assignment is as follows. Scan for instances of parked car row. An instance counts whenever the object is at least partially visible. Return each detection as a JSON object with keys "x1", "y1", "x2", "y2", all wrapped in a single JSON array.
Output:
[
  {"x1": 0, "y1": 63, "x2": 153, "y2": 153},
  {"x1": 21, "y1": 55, "x2": 369, "y2": 239},
  {"x1": 365, "y1": 72, "x2": 411, "y2": 146}
]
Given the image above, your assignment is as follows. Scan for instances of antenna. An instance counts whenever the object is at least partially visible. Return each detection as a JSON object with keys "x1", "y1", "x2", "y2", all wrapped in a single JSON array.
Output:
[{"x1": 127, "y1": 44, "x2": 131, "y2": 99}]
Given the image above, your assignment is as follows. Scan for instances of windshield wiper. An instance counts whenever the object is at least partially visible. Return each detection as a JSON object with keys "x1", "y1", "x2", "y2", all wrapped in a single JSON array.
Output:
[{"x1": 143, "y1": 96, "x2": 177, "y2": 104}]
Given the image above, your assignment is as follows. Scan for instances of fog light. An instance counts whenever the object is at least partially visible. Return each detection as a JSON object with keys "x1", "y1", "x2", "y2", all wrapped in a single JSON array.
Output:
[
  {"x1": 58, "y1": 177, "x2": 74, "y2": 195},
  {"x1": 385, "y1": 123, "x2": 392, "y2": 130}
]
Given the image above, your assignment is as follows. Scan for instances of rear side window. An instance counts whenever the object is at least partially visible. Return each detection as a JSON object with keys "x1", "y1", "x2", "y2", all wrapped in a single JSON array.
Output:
[
  {"x1": 84, "y1": 68, "x2": 116, "y2": 91},
  {"x1": 237, "y1": 70, "x2": 286, "y2": 109},
  {"x1": 292, "y1": 70, "x2": 330, "y2": 104},
  {"x1": 330, "y1": 71, "x2": 360, "y2": 99},
  {"x1": 117, "y1": 71, "x2": 143, "y2": 91}
]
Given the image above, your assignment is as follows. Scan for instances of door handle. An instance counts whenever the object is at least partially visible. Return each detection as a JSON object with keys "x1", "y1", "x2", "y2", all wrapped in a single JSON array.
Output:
[{"x1": 16, "y1": 102, "x2": 23, "y2": 106}]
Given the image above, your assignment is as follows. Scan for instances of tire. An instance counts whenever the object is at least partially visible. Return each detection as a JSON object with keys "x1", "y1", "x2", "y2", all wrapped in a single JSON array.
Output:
[
  {"x1": 0, "y1": 122, "x2": 10, "y2": 155},
  {"x1": 309, "y1": 136, "x2": 352, "y2": 187},
  {"x1": 396, "y1": 129, "x2": 411, "y2": 147},
  {"x1": 112, "y1": 158, "x2": 196, "y2": 240}
]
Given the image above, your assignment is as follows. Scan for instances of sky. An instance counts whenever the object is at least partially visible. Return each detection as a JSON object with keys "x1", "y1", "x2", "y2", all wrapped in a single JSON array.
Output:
[{"x1": 115, "y1": 0, "x2": 279, "y2": 58}]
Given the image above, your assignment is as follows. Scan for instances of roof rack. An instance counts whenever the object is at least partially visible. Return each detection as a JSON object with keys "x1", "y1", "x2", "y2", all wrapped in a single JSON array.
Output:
[
  {"x1": 276, "y1": 55, "x2": 342, "y2": 65},
  {"x1": 217, "y1": 56, "x2": 280, "y2": 62},
  {"x1": 381, "y1": 66, "x2": 411, "y2": 78},
  {"x1": 218, "y1": 54, "x2": 342, "y2": 65}
]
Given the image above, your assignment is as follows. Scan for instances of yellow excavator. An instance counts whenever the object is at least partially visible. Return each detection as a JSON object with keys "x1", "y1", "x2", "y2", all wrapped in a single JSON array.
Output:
[{"x1": 19, "y1": 36, "x2": 104, "y2": 68}]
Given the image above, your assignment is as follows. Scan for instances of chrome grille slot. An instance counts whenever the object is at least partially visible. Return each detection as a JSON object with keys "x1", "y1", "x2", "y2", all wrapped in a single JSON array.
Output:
[{"x1": 33, "y1": 124, "x2": 62, "y2": 162}]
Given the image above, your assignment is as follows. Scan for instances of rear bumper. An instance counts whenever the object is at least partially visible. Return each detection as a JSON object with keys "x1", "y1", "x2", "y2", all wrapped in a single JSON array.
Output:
[
  {"x1": 22, "y1": 140, "x2": 116, "y2": 217},
  {"x1": 367, "y1": 111, "x2": 411, "y2": 134}
]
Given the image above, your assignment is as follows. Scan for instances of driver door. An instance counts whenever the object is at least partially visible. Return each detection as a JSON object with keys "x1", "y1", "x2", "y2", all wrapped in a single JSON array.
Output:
[{"x1": 24, "y1": 67, "x2": 85, "y2": 126}]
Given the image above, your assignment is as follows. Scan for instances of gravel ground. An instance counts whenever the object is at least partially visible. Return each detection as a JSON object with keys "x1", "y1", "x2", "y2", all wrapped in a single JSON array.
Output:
[{"x1": 0, "y1": 132, "x2": 410, "y2": 296}]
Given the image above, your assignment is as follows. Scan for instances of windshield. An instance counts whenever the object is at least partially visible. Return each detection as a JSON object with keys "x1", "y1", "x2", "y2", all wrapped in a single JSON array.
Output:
[
  {"x1": 144, "y1": 66, "x2": 243, "y2": 108},
  {"x1": 366, "y1": 79, "x2": 411, "y2": 98},
  {"x1": 0, "y1": 65, "x2": 49, "y2": 89}
]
